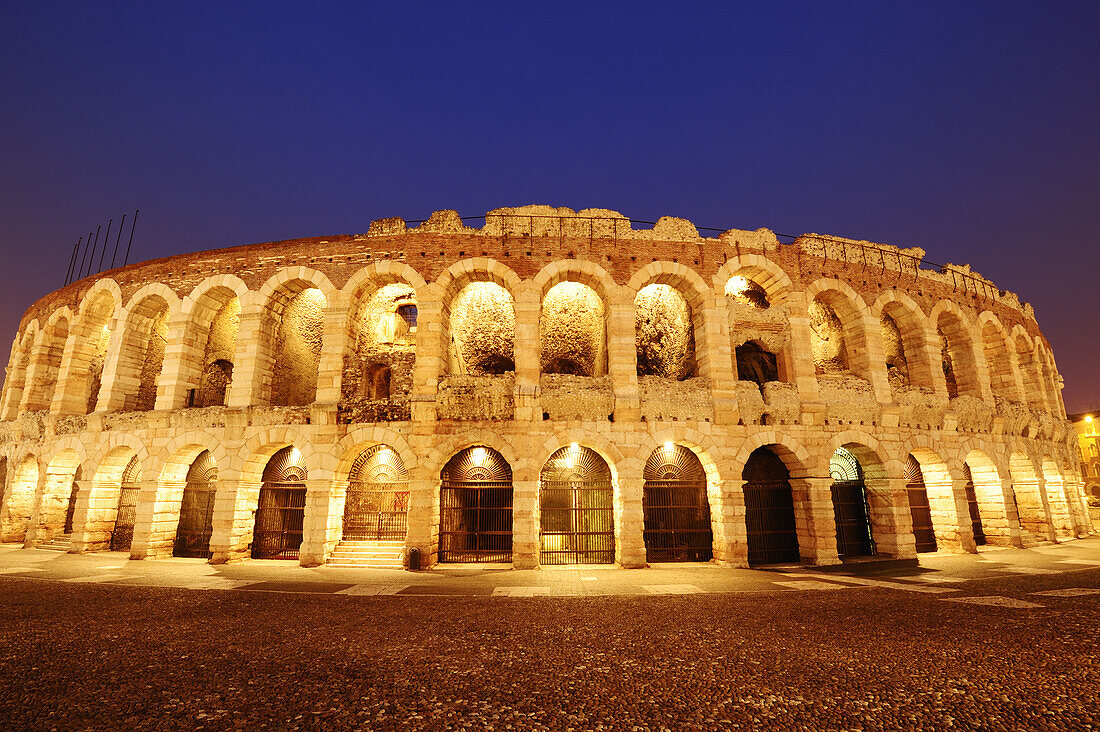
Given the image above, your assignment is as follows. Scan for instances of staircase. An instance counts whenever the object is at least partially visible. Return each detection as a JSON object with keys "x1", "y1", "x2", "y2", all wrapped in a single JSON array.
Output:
[
  {"x1": 327, "y1": 540, "x2": 405, "y2": 569},
  {"x1": 37, "y1": 534, "x2": 72, "y2": 552}
]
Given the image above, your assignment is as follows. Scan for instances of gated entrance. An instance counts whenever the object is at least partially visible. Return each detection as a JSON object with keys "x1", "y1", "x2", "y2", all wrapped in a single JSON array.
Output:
[
  {"x1": 174, "y1": 450, "x2": 217, "y2": 558},
  {"x1": 743, "y1": 447, "x2": 800, "y2": 566},
  {"x1": 642, "y1": 445, "x2": 712, "y2": 562},
  {"x1": 829, "y1": 448, "x2": 876, "y2": 558},
  {"x1": 438, "y1": 447, "x2": 513, "y2": 562},
  {"x1": 109, "y1": 456, "x2": 141, "y2": 552},
  {"x1": 905, "y1": 455, "x2": 938, "y2": 553},
  {"x1": 963, "y1": 463, "x2": 987, "y2": 546},
  {"x1": 343, "y1": 445, "x2": 409, "y2": 541},
  {"x1": 252, "y1": 446, "x2": 307, "y2": 560},
  {"x1": 540, "y1": 445, "x2": 614, "y2": 565}
]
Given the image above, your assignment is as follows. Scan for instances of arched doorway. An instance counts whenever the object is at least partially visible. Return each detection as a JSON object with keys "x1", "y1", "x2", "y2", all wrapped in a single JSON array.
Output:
[
  {"x1": 539, "y1": 445, "x2": 614, "y2": 565},
  {"x1": 642, "y1": 444, "x2": 711, "y2": 562},
  {"x1": 905, "y1": 455, "x2": 937, "y2": 553},
  {"x1": 742, "y1": 447, "x2": 800, "y2": 566},
  {"x1": 438, "y1": 447, "x2": 513, "y2": 562},
  {"x1": 252, "y1": 447, "x2": 307, "y2": 559},
  {"x1": 962, "y1": 463, "x2": 986, "y2": 546},
  {"x1": 174, "y1": 450, "x2": 217, "y2": 558},
  {"x1": 109, "y1": 456, "x2": 141, "y2": 552},
  {"x1": 343, "y1": 445, "x2": 409, "y2": 541},
  {"x1": 830, "y1": 447, "x2": 876, "y2": 558}
]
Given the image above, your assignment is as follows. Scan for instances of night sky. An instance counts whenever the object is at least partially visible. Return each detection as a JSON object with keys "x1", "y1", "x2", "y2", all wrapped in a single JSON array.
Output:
[{"x1": 1, "y1": 2, "x2": 1097, "y2": 410}]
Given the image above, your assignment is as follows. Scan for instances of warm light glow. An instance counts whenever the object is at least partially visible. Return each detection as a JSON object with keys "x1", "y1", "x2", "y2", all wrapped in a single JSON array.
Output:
[
  {"x1": 725, "y1": 276, "x2": 751, "y2": 297},
  {"x1": 1086, "y1": 415, "x2": 1093, "y2": 423},
  {"x1": 664, "y1": 441, "x2": 675, "y2": 451},
  {"x1": 289, "y1": 447, "x2": 302, "y2": 464},
  {"x1": 471, "y1": 447, "x2": 487, "y2": 465}
]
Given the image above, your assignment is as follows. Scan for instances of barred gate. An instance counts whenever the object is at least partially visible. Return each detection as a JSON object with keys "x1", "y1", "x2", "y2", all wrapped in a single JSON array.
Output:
[
  {"x1": 252, "y1": 446, "x2": 307, "y2": 560},
  {"x1": 830, "y1": 448, "x2": 876, "y2": 558},
  {"x1": 174, "y1": 450, "x2": 217, "y2": 558},
  {"x1": 743, "y1": 447, "x2": 800, "y2": 566},
  {"x1": 905, "y1": 455, "x2": 938, "y2": 553},
  {"x1": 540, "y1": 445, "x2": 614, "y2": 565},
  {"x1": 438, "y1": 447, "x2": 513, "y2": 562},
  {"x1": 642, "y1": 445, "x2": 712, "y2": 562},
  {"x1": 110, "y1": 456, "x2": 141, "y2": 553},
  {"x1": 343, "y1": 445, "x2": 409, "y2": 542}
]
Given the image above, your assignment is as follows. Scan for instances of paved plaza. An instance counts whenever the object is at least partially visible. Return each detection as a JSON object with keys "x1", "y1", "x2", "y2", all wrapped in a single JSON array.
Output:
[{"x1": 0, "y1": 538, "x2": 1097, "y2": 729}]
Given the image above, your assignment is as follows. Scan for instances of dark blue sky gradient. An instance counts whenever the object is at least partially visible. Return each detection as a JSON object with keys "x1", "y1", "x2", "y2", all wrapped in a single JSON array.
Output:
[{"x1": 1, "y1": 2, "x2": 1097, "y2": 409}]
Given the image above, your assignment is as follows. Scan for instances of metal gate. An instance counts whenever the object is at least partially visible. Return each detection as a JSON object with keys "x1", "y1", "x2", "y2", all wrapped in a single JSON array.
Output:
[
  {"x1": 540, "y1": 445, "x2": 614, "y2": 565},
  {"x1": 963, "y1": 464, "x2": 987, "y2": 546},
  {"x1": 830, "y1": 448, "x2": 876, "y2": 558},
  {"x1": 905, "y1": 455, "x2": 938, "y2": 553},
  {"x1": 174, "y1": 450, "x2": 217, "y2": 558},
  {"x1": 743, "y1": 447, "x2": 801, "y2": 566},
  {"x1": 252, "y1": 446, "x2": 307, "y2": 560},
  {"x1": 110, "y1": 457, "x2": 141, "y2": 552},
  {"x1": 343, "y1": 445, "x2": 409, "y2": 541},
  {"x1": 642, "y1": 445, "x2": 712, "y2": 562},
  {"x1": 438, "y1": 447, "x2": 513, "y2": 562}
]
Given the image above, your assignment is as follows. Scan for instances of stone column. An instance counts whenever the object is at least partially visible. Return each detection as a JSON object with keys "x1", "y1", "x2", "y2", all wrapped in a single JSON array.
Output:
[
  {"x1": 69, "y1": 479, "x2": 110, "y2": 553},
  {"x1": 614, "y1": 460, "x2": 647, "y2": 568},
  {"x1": 858, "y1": 314, "x2": 893, "y2": 404},
  {"x1": 404, "y1": 463, "x2": 439, "y2": 568},
  {"x1": 785, "y1": 295, "x2": 821, "y2": 423},
  {"x1": 870, "y1": 477, "x2": 917, "y2": 559},
  {"x1": 512, "y1": 281, "x2": 540, "y2": 421},
  {"x1": 226, "y1": 307, "x2": 267, "y2": 408},
  {"x1": 791, "y1": 477, "x2": 840, "y2": 565},
  {"x1": 511, "y1": 476, "x2": 540, "y2": 569},
  {"x1": 299, "y1": 475, "x2": 338, "y2": 567},
  {"x1": 314, "y1": 298, "x2": 350, "y2": 405},
  {"x1": 96, "y1": 324, "x2": 135, "y2": 413},
  {"x1": 947, "y1": 477, "x2": 979, "y2": 553},
  {"x1": 715, "y1": 479, "x2": 748, "y2": 567},
  {"x1": 208, "y1": 471, "x2": 259, "y2": 564},
  {"x1": 607, "y1": 286, "x2": 640, "y2": 423},
  {"x1": 409, "y1": 284, "x2": 443, "y2": 423},
  {"x1": 155, "y1": 312, "x2": 200, "y2": 411},
  {"x1": 703, "y1": 293, "x2": 740, "y2": 425},
  {"x1": 51, "y1": 323, "x2": 99, "y2": 415},
  {"x1": 130, "y1": 480, "x2": 183, "y2": 559}
]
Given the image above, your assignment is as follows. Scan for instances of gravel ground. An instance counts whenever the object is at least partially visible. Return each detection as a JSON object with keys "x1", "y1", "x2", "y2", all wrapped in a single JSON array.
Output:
[{"x1": 0, "y1": 571, "x2": 1098, "y2": 731}]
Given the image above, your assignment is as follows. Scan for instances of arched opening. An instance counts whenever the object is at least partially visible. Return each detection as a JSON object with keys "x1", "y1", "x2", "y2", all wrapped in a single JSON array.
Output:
[
  {"x1": 735, "y1": 341, "x2": 779, "y2": 389},
  {"x1": 448, "y1": 282, "x2": 515, "y2": 375},
  {"x1": 642, "y1": 444, "x2": 711, "y2": 562},
  {"x1": 539, "y1": 445, "x2": 614, "y2": 565},
  {"x1": 905, "y1": 455, "x2": 937, "y2": 552},
  {"x1": 173, "y1": 450, "x2": 217, "y2": 558},
  {"x1": 809, "y1": 299, "x2": 849, "y2": 374},
  {"x1": 2, "y1": 333, "x2": 33, "y2": 419},
  {"x1": 881, "y1": 313, "x2": 909, "y2": 387},
  {"x1": 742, "y1": 447, "x2": 800, "y2": 566},
  {"x1": 115, "y1": 295, "x2": 170, "y2": 412},
  {"x1": 1008, "y1": 452, "x2": 1048, "y2": 543},
  {"x1": 541, "y1": 282, "x2": 607, "y2": 377},
  {"x1": 24, "y1": 317, "x2": 69, "y2": 412},
  {"x1": 252, "y1": 446, "x2": 307, "y2": 559},
  {"x1": 80, "y1": 296, "x2": 115, "y2": 415},
  {"x1": 725, "y1": 275, "x2": 770, "y2": 309},
  {"x1": 829, "y1": 447, "x2": 876, "y2": 558},
  {"x1": 1041, "y1": 457, "x2": 1074, "y2": 539},
  {"x1": 191, "y1": 293, "x2": 240, "y2": 407},
  {"x1": 36, "y1": 450, "x2": 81, "y2": 545},
  {"x1": 341, "y1": 282, "x2": 416, "y2": 421},
  {"x1": 343, "y1": 445, "x2": 409, "y2": 542},
  {"x1": 269, "y1": 288, "x2": 326, "y2": 406},
  {"x1": 962, "y1": 463, "x2": 987, "y2": 546},
  {"x1": 981, "y1": 321, "x2": 1019, "y2": 402},
  {"x1": 1, "y1": 456, "x2": 37, "y2": 542},
  {"x1": 634, "y1": 284, "x2": 696, "y2": 379},
  {"x1": 1013, "y1": 335, "x2": 1045, "y2": 411},
  {"x1": 935, "y1": 311, "x2": 979, "y2": 399},
  {"x1": 108, "y1": 455, "x2": 141, "y2": 552},
  {"x1": 965, "y1": 451, "x2": 1012, "y2": 546},
  {"x1": 438, "y1": 447, "x2": 513, "y2": 563}
]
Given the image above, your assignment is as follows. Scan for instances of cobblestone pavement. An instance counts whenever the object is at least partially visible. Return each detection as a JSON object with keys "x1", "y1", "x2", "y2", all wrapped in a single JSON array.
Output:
[{"x1": 0, "y1": 540, "x2": 1097, "y2": 730}]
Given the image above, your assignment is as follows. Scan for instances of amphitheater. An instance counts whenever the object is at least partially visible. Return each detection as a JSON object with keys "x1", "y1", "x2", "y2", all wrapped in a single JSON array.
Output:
[{"x1": 0, "y1": 205, "x2": 1092, "y2": 570}]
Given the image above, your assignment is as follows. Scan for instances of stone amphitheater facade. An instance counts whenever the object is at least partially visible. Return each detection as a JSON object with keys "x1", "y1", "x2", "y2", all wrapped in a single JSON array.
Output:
[{"x1": 0, "y1": 205, "x2": 1092, "y2": 570}]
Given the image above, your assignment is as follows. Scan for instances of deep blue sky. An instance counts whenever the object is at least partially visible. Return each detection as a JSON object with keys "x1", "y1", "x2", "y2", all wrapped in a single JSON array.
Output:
[{"x1": 1, "y1": 1, "x2": 1097, "y2": 410}]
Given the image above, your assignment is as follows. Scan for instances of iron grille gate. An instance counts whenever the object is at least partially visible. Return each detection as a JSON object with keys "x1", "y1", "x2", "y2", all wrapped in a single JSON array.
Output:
[
  {"x1": 438, "y1": 480, "x2": 513, "y2": 562},
  {"x1": 642, "y1": 479, "x2": 712, "y2": 562},
  {"x1": 540, "y1": 479, "x2": 615, "y2": 565},
  {"x1": 343, "y1": 481, "x2": 408, "y2": 541},
  {"x1": 905, "y1": 457, "x2": 938, "y2": 553},
  {"x1": 963, "y1": 467, "x2": 987, "y2": 546},
  {"x1": 744, "y1": 478, "x2": 801, "y2": 566},
  {"x1": 831, "y1": 480, "x2": 876, "y2": 558},
  {"x1": 109, "y1": 483, "x2": 140, "y2": 552},
  {"x1": 252, "y1": 482, "x2": 306, "y2": 559},
  {"x1": 175, "y1": 483, "x2": 215, "y2": 558}
]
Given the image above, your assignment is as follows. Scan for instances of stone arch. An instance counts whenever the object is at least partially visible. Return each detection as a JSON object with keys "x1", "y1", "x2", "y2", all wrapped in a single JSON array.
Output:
[
  {"x1": 254, "y1": 268, "x2": 334, "y2": 407},
  {"x1": 898, "y1": 437, "x2": 967, "y2": 552},
  {"x1": 628, "y1": 263, "x2": 713, "y2": 380},
  {"x1": 22, "y1": 307, "x2": 73, "y2": 413},
  {"x1": 533, "y1": 261, "x2": 616, "y2": 379},
  {"x1": 69, "y1": 282, "x2": 122, "y2": 414},
  {"x1": 430, "y1": 430, "x2": 522, "y2": 478},
  {"x1": 731, "y1": 431, "x2": 817, "y2": 478},
  {"x1": 1008, "y1": 449, "x2": 1050, "y2": 543},
  {"x1": 1011, "y1": 326, "x2": 1045, "y2": 411},
  {"x1": 236, "y1": 427, "x2": 314, "y2": 485},
  {"x1": 873, "y1": 290, "x2": 936, "y2": 389},
  {"x1": 929, "y1": 300, "x2": 982, "y2": 399},
  {"x1": 35, "y1": 444, "x2": 86, "y2": 544},
  {"x1": 82, "y1": 440, "x2": 146, "y2": 552},
  {"x1": 1, "y1": 453, "x2": 39, "y2": 542},
  {"x1": 1035, "y1": 344, "x2": 1063, "y2": 417},
  {"x1": 960, "y1": 446, "x2": 1013, "y2": 546},
  {"x1": 2, "y1": 321, "x2": 39, "y2": 419},
  {"x1": 1040, "y1": 456, "x2": 1074, "y2": 539},
  {"x1": 531, "y1": 259, "x2": 618, "y2": 304},
  {"x1": 333, "y1": 426, "x2": 418, "y2": 485},
  {"x1": 344, "y1": 261, "x2": 429, "y2": 301},
  {"x1": 829, "y1": 432, "x2": 903, "y2": 558},
  {"x1": 712, "y1": 254, "x2": 795, "y2": 307},
  {"x1": 978, "y1": 312, "x2": 1022, "y2": 402},
  {"x1": 805, "y1": 278, "x2": 873, "y2": 380},
  {"x1": 109, "y1": 288, "x2": 179, "y2": 412},
  {"x1": 436, "y1": 260, "x2": 520, "y2": 377},
  {"x1": 172, "y1": 275, "x2": 251, "y2": 409}
]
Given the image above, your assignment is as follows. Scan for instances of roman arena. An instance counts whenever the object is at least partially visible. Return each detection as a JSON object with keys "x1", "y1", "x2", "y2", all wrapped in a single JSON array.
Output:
[{"x1": 0, "y1": 206, "x2": 1092, "y2": 570}]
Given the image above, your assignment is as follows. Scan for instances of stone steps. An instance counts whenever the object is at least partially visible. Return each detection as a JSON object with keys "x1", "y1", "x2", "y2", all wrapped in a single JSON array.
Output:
[
  {"x1": 37, "y1": 534, "x2": 72, "y2": 552},
  {"x1": 327, "y1": 540, "x2": 405, "y2": 569}
]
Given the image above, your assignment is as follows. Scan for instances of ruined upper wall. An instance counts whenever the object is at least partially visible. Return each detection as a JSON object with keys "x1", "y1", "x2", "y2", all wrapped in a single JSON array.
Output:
[{"x1": 15, "y1": 205, "x2": 1045, "y2": 345}]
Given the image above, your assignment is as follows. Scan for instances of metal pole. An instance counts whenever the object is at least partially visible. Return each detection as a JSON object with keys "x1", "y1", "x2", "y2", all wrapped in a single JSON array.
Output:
[
  {"x1": 78, "y1": 230, "x2": 93, "y2": 281},
  {"x1": 110, "y1": 213, "x2": 126, "y2": 268},
  {"x1": 65, "y1": 238, "x2": 81, "y2": 285},
  {"x1": 97, "y1": 218, "x2": 113, "y2": 272},
  {"x1": 84, "y1": 225, "x2": 101, "y2": 279},
  {"x1": 123, "y1": 209, "x2": 139, "y2": 266}
]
